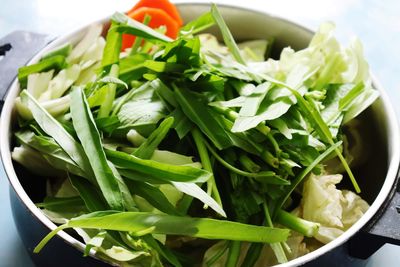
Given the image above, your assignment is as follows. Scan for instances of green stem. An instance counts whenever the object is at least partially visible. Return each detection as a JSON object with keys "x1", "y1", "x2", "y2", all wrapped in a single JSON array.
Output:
[
  {"x1": 211, "y1": 105, "x2": 238, "y2": 121},
  {"x1": 256, "y1": 123, "x2": 271, "y2": 135},
  {"x1": 275, "y1": 209, "x2": 319, "y2": 237},
  {"x1": 335, "y1": 147, "x2": 360, "y2": 193},
  {"x1": 240, "y1": 243, "x2": 263, "y2": 267},
  {"x1": 129, "y1": 14, "x2": 151, "y2": 55},
  {"x1": 111, "y1": 81, "x2": 147, "y2": 116},
  {"x1": 276, "y1": 141, "x2": 343, "y2": 213},
  {"x1": 98, "y1": 64, "x2": 119, "y2": 118},
  {"x1": 267, "y1": 134, "x2": 281, "y2": 155},
  {"x1": 192, "y1": 128, "x2": 223, "y2": 207},
  {"x1": 263, "y1": 202, "x2": 288, "y2": 264},
  {"x1": 204, "y1": 141, "x2": 280, "y2": 181},
  {"x1": 226, "y1": 241, "x2": 241, "y2": 267},
  {"x1": 239, "y1": 154, "x2": 260, "y2": 173},
  {"x1": 261, "y1": 150, "x2": 279, "y2": 168},
  {"x1": 34, "y1": 224, "x2": 69, "y2": 253},
  {"x1": 211, "y1": 105, "x2": 271, "y2": 135}
]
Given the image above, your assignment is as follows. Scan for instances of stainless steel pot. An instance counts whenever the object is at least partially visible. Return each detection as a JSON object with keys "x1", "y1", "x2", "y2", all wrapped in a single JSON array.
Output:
[{"x1": 1, "y1": 3, "x2": 399, "y2": 267}]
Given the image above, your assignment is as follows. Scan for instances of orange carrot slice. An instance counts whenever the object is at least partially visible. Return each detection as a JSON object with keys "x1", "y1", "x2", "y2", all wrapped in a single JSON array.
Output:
[
  {"x1": 121, "y1": 7, "x2": 179, "y2": 51},
  {"x1": 128, "y1": 0, "x2": 183, "y2": 26}
]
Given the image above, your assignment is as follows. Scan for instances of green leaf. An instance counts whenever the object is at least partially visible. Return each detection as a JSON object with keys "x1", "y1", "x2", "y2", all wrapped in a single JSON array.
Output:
[
  {"x1": 111, "y1": 12, "x2": 172, "y2": 43},
  {"x1": 277, "y1": 140, "x2": 343, "y2": 211},
  {"x1": 210, "y1": 4, "x2": 245, "y2": 65},
  {"x1": 174, "y1": 86, "x2": 231, "y2": 150},
  {"x1": 238, "y1": 82, "x2": 272, "y2": 117},
  {"x1": 127, "y1": 180, "x2": 181, "y2": 216},
  {"x1": 34, "y1": 211, "x2": 290, "y2": 253},
  {"x1": 108, "y1": 161, "x2": 138, "y2": 211},
  {"x1": 289, "y1": 87, "x2": 360, "y2": 192},
  {"x1": 118, "y1": 99, "x2": 166, "y2": 128},
  {"x1": 134, "y1": 117, "x2": 174, "y2": 159},
  {"x1": 101, "y1": 21, "x2": 122, "y2": 69},
  {"x1": 36, "y1": 196, "x2": 85, "y2": 212},
  {"x1": 105, "y1": 149, "x2": 211, "y2": 184},
  {"x1": 231, "y1": 83, "x2": 297, "y2": 133},
  {"x1": 143, "y1": 60, "x2": 186, "y2": 73},
  {"x1": 20, "y1": 90, "x2": 93, "y2": 177},
  {"x1": 118, "y1": 169, "x2": 165, "y2": 185},
  {"x1": 118, "y1": 54, "x2": 149, "y2": 83},
  {"x1": 112, "y1": 81, "x2": 151, "y2": 116},
  {"x1": 18, "y1": 55, "x2": 66, "y2": 88},
  {"x1": 204, "y1": 141, "x2": 289, "y2": 185},
  {"x1": 41, "y1": 43, "x2": 72, "y2": 61},
  {"x1": 129, "y1": 14, "x2": 152, "y2": 55},
  {"x1": 15, "y1": 130, "x2": 87, "y2": 177},
  {"x1": 70, "y1": 87, "x2": 124, "y2": 211},
  {"x1": 151, "y1": 79, "x2": 178, "y2": 108},
  {"x1": 95, "y1": 116, "x2": 120, "y2": 134},
  {"x1": 180, "y1": 11, "x2": 215, "y2": 35},
  {"x1": 162, "y1": 37, "x2": 201, "y2": 66},
  {"x1": 69, "y1": 175, "x2": 108, "y2": 212},
  {"x1": 172, "y1": 181, "x2": 227, "y2": 217},
  {"x1": 170, "y1": 108, "x2": 193, "y2": 139},
  {"x1": 11, "y1": 145, "x2": 62, "y2": 176}
]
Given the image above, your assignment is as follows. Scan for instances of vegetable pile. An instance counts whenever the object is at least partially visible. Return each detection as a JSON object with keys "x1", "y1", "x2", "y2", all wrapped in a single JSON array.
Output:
[{"x1": 12, "y1": 1, "x2": 378, "y2": 266}]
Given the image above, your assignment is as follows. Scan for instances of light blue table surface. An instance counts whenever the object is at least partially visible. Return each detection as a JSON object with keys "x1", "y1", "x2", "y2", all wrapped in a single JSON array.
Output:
[{"x1": 0, "y1": 0, "x2": 399, "y2": 266}]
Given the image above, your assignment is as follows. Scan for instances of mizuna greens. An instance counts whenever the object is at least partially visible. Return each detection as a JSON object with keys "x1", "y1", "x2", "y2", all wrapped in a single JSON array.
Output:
[{"x1": 12, "y1": 4, "x2": 376, "y2": 267}]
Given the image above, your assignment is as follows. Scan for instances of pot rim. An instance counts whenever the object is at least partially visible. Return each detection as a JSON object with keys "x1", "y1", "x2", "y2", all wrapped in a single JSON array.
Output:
[{"x1": 1, "y1": 2, "x2": 399, "y2": 266}]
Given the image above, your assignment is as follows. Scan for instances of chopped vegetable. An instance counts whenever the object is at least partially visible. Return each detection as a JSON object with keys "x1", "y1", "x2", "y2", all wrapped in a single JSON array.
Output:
[
  {"x1": 121, "y1": 0, "x2": 181, "y2": 51},
  {"x1": 12, "y1": 4, "x2": 376, "y2": 267},
  {"x1": 128, "y1": 0, "x2": 183, "y2": 26}
]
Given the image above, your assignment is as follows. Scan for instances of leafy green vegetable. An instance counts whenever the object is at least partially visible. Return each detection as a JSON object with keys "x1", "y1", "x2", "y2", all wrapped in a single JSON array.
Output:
[
  {"x1": 276, "y1": 141, "x2": 343, "y2": 211},
  {"x1": 106, "y1": 149, "x2": 211, "y2": 184},
  {"x1": 20, "y1": 90, "x2": 94, "y2": 177},
  {"x1": 15, "y1": 130, "x2": 86, "y2": 177},
  {"x1": 98, "y1": 64, "x2": 119, "y2": 118},
  {"x1": 70, "y1": 87, "x2": 124, "y2": 211},
  {"x1": 127, "y1": 180, "x2": 180, "y2": 215},
  {"x1": 69, "y1": 175, "x2": 108, "y2": 212},
  {"x1": 36, "y1": 196, "x2": 85, "y2": 212},
  {"x1": 111, "y1": 12, "x2": 172, "y2": 43},
  {"x1": 15, "y1": 5, "x2": 378, "y2": 267},
  {"x1": 41, "y1": 43, "x2": 72, "y2": 61},
  {"x1": 180, "y1": 11, "x2": 215, "y2": 36},
  {"x1": 211, "y1": 4, "x2": 244, "y2": 65},
  {"x1": 18, "y1": 56, "x2": 66, "y2": 88},
  {"x1": 133, "y1": 117, "x2": 174, "y2": 159},
  {"x1": 35, "y1": 211, "x2": 290, "y2": 253},
  {"x1": 118, "y1": 99, "x2": 166, "y2": 128},
  {"x1": 174, "y1": 86, "x2": 232, "y2": 150},
  {"x1": 101, "y1": 21, "x2": 122, "y2": 70}
]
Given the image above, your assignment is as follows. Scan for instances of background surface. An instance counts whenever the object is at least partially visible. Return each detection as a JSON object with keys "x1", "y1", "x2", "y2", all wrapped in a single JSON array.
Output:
[{"x1": 0, "y1": 0, "x2": 399, "y2": 266}]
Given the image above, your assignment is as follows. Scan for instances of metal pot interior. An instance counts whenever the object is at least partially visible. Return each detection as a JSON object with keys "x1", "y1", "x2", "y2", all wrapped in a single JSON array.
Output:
[{"x1": 1, "y1": 3, "x2": 398, "y2": 267}]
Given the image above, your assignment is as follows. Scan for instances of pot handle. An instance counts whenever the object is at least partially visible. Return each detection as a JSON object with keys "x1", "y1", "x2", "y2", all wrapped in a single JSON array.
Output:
[
  {"x1": 0, "y1": 31, "x2": 50, "y2": 112},
  {"x1": 349, "y1": 170, "x2": 400, "y2": 259}
]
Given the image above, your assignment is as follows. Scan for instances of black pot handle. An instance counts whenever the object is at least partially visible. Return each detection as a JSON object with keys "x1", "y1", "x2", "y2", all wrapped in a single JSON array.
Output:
[
  {"x1": 0, "y1": 31, "x2": 50, "y2": 113},
  {"x1": 349, "y1": 169, "x2": 400, "y2": 259}
]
